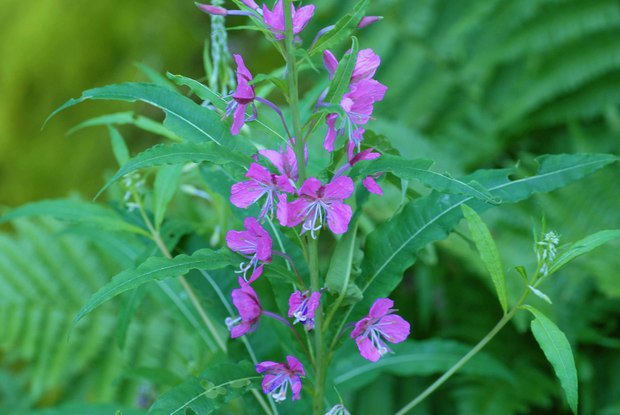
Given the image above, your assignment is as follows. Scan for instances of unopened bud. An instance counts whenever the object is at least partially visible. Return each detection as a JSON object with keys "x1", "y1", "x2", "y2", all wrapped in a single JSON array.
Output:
[
  {"x1": 195, "y1": 3, "x2": 228, "y2": 15},
  {"x1": 358, "y1": 16, "x2": 383, "y2": 29}
]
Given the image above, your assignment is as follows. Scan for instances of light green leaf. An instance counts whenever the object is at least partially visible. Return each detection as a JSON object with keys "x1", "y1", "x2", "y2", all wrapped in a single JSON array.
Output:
[
  {"x1": 522, "y1": 305, "x2": 578, "y2": 414},
  {"x1": 325, "y1": 37, "x2": 359, "y2": 105},
  {"x1": 548, "y1": 229, "x2": 620, "y2": 275},
  {"x1": 0, "y1": 199, "x2": 148, "y2": 237},
  {"x1": 152, "y1": 164, "x2": 183, "y2": 230},
  {"x1": 461, "y1": 204, "x2": 509, "y2": 313},
  {"x1": 74, "y1": 249, "x2": 237, "y2": 323},
  {"x1": 96, "y1": 141, "x2": 251, "y2": 198},
  {"x1": 107, "y1": 125, "x2": 130, "y2": 166},
  {"x1": 147, "y1": 361, "x2": 260, "y2": 415},
  {"x1": 308, "y1": 0, "x2": 369, "y2": 56},
  {"x1": 45, "y1": 82, "x2": 244, "y2": 149},
  {"x1": 167, "y1": 73, "x2": 227, "y2": 111}
]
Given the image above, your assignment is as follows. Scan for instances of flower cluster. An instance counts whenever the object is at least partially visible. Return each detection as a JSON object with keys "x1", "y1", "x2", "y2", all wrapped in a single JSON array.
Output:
[{"x1": 198, "y1": 0, "x2": 411, "y2": 407}]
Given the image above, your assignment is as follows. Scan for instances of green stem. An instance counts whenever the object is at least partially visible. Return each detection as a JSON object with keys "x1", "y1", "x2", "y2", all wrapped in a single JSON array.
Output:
[
  {"x1": 283, "y1": 0, "x2": 306, "y2": 184},
  {"x1": 394, "y1": 289, "x2": 531, "y2": 415},
  {"x1": 307, "y1": 237, "x2": 326, "y2": 415}
]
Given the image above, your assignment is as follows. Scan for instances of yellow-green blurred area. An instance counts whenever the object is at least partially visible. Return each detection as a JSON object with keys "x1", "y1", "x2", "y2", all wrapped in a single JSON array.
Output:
[{"x1": 0, "y1": 0, "x2": 206, "y2": 206}]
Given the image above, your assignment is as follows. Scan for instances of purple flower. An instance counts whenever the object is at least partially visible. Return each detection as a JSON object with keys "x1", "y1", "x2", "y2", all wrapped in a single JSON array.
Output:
[
  {"x1": 258, "y1": 144, "x2": 299, "y2": 182},
  {"x1": 357, "y1": 16, "x2": 382, "y2": 29},
  {"x1": 226, "y1": 279, "x2": 263, "y2": 338},
  {"x1": 323, "y1": 48, "x2": 381, "y2": 84},
  {"x1": 351, "y1": 298, "x2": 410, "y2": 362},
  {"x1": 362, "y1": 176, "x2": 383, "y2": 195},
  {"x1": 256, "y1": 355, "x2": 305, "y2": 402},
  {"x1": 284, "y1": 176, "x2": 354, "y2": 237},
  {"x1": 347, "y1": 142, "x2": 383, "y2": 195},
  {"x1": 288, "y1": 290, "x2": 321, "y2": 330},
  {"x1": 262, "y1": 0, "x2": 315, "y2": 40},
  {"x1": 196, "y1": 4, "x2": 228, "y2": 15},
  {"x1": 226, "y1": 54, "x2": 257, "y2": 135},
  {"x1": 226, "y1": 217, "x2": 273, "y2": 283},
  {"x1": 230, "y1": 163, "x2": 295, "y2": 219}
]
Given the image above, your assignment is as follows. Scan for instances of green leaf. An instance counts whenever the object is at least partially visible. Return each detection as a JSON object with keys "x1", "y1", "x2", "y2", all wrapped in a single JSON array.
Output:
[
  {"x1": 308, "y1": 0, "x2": 369, "y2": 56},
  {"x1": 461, "y1": 204, "x2": 509, "y2": 313},
  {"x1": 96, "y1": 141, "x2": 251, "y2": 198},
  {"x1": 74, "y1": 249, "x2": 237, "y2": 323},
  {"x1": 147, "y1": 361, "x2": 260, "y2": 415},
  {"x1": 333, "y1": 339, "x2": 513, "y2": 391},
  {"x1": 548, "y1": 229, "x2": 620, "y2": 275},
  {"x1": 167, "y1": 73, "x2": 227, "y2": 111},
  {"x1": 152, "y1": 164, "x2": 183, "y2": 230},
  {"x1": 326, "y1": 219, "x2": 359, "y2": 295},
  {"x1": 69, "y1": 111, "x2": 182, "y2": 142},
  {"x1": 352, "y1": 154, "x2": 499, "y2": 203},
  {"x1": 357, "y1": 153, "x2": 617, "y2": 311},
  {"x1": 24, "y1": 402, "x2": 145, "y2": 415},
  {"x1": 0, "y1": 199, "x2": 148, "y2": 237},
  {"x1": 522, "y1": 305, "x2": 578, "y2": 414},
  {"x1": 107, "y1": 125, "x2": 130, "y2": 166},
  {"x1": 325, "y1": 37, "x2": 359, "y2": 105},
  {"x1": 45, "y1": 82, "x2": 243, "y2": 149}
]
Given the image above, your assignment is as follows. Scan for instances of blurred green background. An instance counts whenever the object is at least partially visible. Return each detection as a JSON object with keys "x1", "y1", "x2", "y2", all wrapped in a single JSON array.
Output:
[{"x1": 2, "y1": 0, "x2": 620, "y2": 414}]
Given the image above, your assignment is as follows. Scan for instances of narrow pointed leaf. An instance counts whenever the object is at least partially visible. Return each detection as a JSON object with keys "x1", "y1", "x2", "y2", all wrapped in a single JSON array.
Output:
[
  {"x1": 461, "y1": 204, "x2": 509, "y2": 313},
  {"x1": 107, "y1": 125, "x2": 130, "y2": 166},
  {"x1": 45, "y1": 82, "x2": 244, "y2": 150},
  {"x1": 357, "y1": 153, "x2": 617, "y2": 311},
  {"x1": 523, "y1": 305, "x2": 578, "y2": 414},
  {"x1": 96, "y1": 141, "x2": 251, "y2": 198},
  {"x1": 153, "y1": 164, "x2": 183, "y2": 230},
  {"x1": 325, "y1": 37, "x2": 359, "y2": 105},
  {"x1": 74, "y1": 249, "x2": 237, "y2": 323},
  {"x1": 147, "y1": 361, "x2": 260, "y2": 415},
  {"x1": 69, "y1": 111, "x2": 182, "y2": 142},
  {"x1": 549, "y1": 229, "x2": 620, "y2": 275}
]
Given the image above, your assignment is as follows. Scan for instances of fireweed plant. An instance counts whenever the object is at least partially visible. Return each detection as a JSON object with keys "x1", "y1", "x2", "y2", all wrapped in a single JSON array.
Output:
[{"x1": 11, "y1": 0, "x2": 617, "y2": 414}]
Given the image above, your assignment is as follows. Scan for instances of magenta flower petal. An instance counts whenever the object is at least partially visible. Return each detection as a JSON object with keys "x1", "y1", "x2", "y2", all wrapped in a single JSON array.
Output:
[
  {"x1": 230, "y1": 180, "x2": 265, "y2": 209},
  {"x1": 228, "y1": 283, "x2": 262, "y2": 338},
  {"x1": 324, "y1": 113, "x2": 339, "y2": 152},
  {"x1": 231, "y1": 103, "x2": 248, "y2": 135},
  {"x1": 358, "y1": 16, "x2": 382, "y2": 29},
  {"x1": 323, "y1": 50, "x2": 338, "y2": 80},
  {"x1": 226, "y1": 217, "x2": 272, "y2": 282},
  {"x1": 323, "y1": 176, "x2": 354, "y2": 200},
  {"x1": 356, "y1": 335, "x2": 382, "y2": 362},
  {"x1": 377, "y1": 314, "x2": 410, "y2": 343},
  {"x1": 246, "y1": 163, "x2": 273, "y2": 183},
  {"x1": 369, "y1": 298, "x2": 393, "y2": 317},
  {"x1": 234, "y1": 54, "x2": 253, "y2": 84},
  {"x1": 351, "y1": 49, "x2": 381, "y2": 83},
  {"x1": 362, "y1": 176, "x2": 383, "y2": 195},
  {"x1": 326, "y1": 202, "x2": 353, "y2": 234},
  {"x1": 256, "y1": 356, "x2": 305, "y2": 402},
  {"x1": 263, "y1": 0, "x2": 314, "y2": 40},
  {"x1": 298, "y1": 177, "x2": 322, "y2": 198},
  {"x1": 285, "y1": 198, "x2": 310, "y2": 227},
  {"x1": 246, "y1": 264, "x2": 264, "y2": 285},
  {"x1": 197, "y1": 4, "x2": 228, "y2": 15},
  {"x1": 292, "y1": 4, "x2": 315, "y2": 35},
  {"x1": 241, "y1": 0, "x2": 260, "y2": 10},
  {"x1": 288, "y1": 290, "x2": 321, "y2": 329},
  {"x1": 286, "y1": 355, "x2": 305, "y2": 376},
  {"x1": 276, "y1": 193, "x2": 289, "y2": 226}
]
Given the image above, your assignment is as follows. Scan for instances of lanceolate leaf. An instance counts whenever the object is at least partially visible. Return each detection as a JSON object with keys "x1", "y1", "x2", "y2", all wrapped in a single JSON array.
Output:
[
  {"x1": 308, "y1": 0, "x2": 369, "y2": 56},
  {"x1": 96, "y1": 141, "x2": 251, "y2": 198},
  {"x1": 107, "y1": 125, "x2": 130, "y2": 166},
  {"x1": 333, "y1": 339, "x2": 513, "y2": 391},
  {"x1": 69, "y1": 111, "x2": 181, "y2": 142},
  {"x1": 147, "y1": 361, "x2": 260, "y2": 415},
  {"x1": 357, "y1": 153, "x2": 617, "y2": 311},
  {"x1": 153, "y1": 164, "x2": 183, "y2": 230},
  {"x1": 325, "y1": 37, "x2": 359, "y2": 105},
  {"x1": 0, "y1": 200, "x2": 149, "y2": 237},
  {"x1": 74, "y1": 249, "x2": 237, "y2": 323},
  {"x1": 45, "y1": 82, "x2": 243, "y2": 149},
  {"x1": 522, "y1": 306, "x2": 578, "y2": 414},
  {"x1": 461, "y1": 204, "x2": 509, "y2": 313},
  {"x1": 351, "y1": 155, "x2": 498, "y2": 203},
  {"x1": 548, "y1": 229, "x2": 620, "y2": 275}
]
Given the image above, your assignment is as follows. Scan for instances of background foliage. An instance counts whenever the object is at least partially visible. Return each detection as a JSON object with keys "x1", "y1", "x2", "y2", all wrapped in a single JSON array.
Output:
[{"x1": 1, "y1": 0, "x2": 619, "y2": 414}]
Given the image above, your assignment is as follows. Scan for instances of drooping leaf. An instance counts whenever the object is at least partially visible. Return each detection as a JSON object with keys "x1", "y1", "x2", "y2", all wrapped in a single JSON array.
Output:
[
  {"x1": 548, "y1": 229, "x2": 620, "y2": 275},
  {"x1": 522, "y1": 305, "x2": 578, "y2": 414},
  {"x1": 74, "y1": 249, "x2": 237, "y2": 323},
  {"x1": 45, "y1": 82, "x2": 245, "y2": 150},
  {"x1": 107, "y1": 125, "x2": 131, "y2": 167},
  {"x1": 308, "y1": 0, "x2": 369, "y2": 56},
  {"x1": 357, "y1": 153, "x2": 617, "y2": 312},
  {"x1": 96, "y1": 141, "x2": 251, "y2": 198},
  {"x1": 333, "y1": 339, "x2": 513, "y2": 392},
  {"x1": 461, "y1": 204, "x2": 509, "y2": 313},
  {"x1": 147, "y1": 361, "x2": 260, "y2": 415},
  {"x1": 0, "y1": 199, "x2": 149, "y2": 237}
]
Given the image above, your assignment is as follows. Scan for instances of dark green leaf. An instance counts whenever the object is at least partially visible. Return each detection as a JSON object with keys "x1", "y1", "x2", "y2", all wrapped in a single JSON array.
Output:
[
  {"x1": 523, "y1": 305, "x2": 578, "y2": 414},
  {"x1": 152, "y1": 164, "x2": 183, "y2": 230}
]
